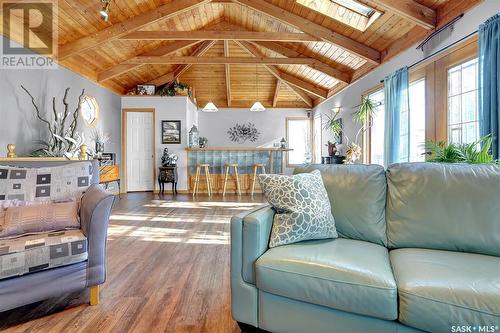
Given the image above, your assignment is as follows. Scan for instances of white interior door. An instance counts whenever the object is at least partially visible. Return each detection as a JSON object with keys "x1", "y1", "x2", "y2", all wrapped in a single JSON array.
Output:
[{"x1": 126, "y1": 112, "x2": 154, "y2": 192}]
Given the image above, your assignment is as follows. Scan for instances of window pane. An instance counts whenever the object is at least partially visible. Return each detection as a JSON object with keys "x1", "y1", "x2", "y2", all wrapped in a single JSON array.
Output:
[
  {"x1": 369, "y1": 89, "x2": 385, "y2": 166},
  {"x1": 287, "y1": 119, "x2": 311, "y2": 165},
  {"x1": 409, "y1": 79, "x2": 426, "y2": 162},
  {"x1": 447, "y1": 58, "x2": 479, "y2": 144},
  {"x1": 313, "y1": 115, "x2": 322, "y2": 163}
]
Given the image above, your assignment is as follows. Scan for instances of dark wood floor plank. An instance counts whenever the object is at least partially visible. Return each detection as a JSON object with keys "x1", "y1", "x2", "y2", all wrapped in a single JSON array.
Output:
[{"x1": 0, "y1": 193, "x2": 266, "y2": 333}]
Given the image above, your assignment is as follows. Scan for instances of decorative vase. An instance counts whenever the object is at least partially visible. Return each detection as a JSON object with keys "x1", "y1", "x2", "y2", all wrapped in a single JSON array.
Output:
[{"x1": 189, "y1": 125, "x2": 199, "y2": 148}]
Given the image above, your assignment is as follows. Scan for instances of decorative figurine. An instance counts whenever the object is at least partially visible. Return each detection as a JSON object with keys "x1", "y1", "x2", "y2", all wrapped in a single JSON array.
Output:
[
  {"x1": 199, "y1": 137, "x2": 208, "y2": 148},
  {"x1": 7, "y1": 144, "x2": 16, "y2": 158},
  {"x1": 161, "y1": 148, "x2": 178, "y2": 166},
  {"x1": 326, "y1": 141, "x2": 337, "y2": 157},
  {"x1": 79, "y1": 144, "x2": 88, "y2": 160}
]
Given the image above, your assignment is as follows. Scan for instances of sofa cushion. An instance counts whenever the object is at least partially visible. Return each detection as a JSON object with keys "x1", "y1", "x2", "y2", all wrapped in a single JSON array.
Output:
[
  {"x1": 390, "y1": 248, "x2": 500, "y2": 333},
  {"x1": 0, "y1": 229, "x2": 87, "y2": 280},
  {"x1": 0, "y1": 162, "x2": 93, "y2": 202},
  {"x1": 386, "y1": 162, "x2": 500, "y2": 256},
  {"x1": 294, "y1": 164, "x2": 387, "y2": 246},
  {"x1": 258, "y1": 170, "x2": 338, "y2": 248},
  {"x1": 255, "y1": 238, "x2": 397, "y2": 320}
]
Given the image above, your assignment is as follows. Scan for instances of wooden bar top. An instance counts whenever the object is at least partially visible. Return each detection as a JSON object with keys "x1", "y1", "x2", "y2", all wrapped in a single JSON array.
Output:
[{"x1": 185, "y1": 147, "x2": 292, "y2": 151}]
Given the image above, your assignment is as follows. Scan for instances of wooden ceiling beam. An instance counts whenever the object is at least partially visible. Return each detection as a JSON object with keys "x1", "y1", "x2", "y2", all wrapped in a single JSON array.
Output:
[
  {"x1": 224, "y1": 41, "x2": 232, "y2": 107},
  {"x1": 120, "y1": 30, "x2": 320, "y2": 42},
  {"x1": 97, "y1": 40, "x2": 200, "y2": 82},
  {"x1": 232, "y1": 0, "x2": 380, "y2": 65},
  {"x1": 235, "y1": 41, "x2": 319, "y2": 106},
  {"x1": 370, "y1": 0, "x2": 436, "y2": 30},
  {"x1": 129, "y1": 56, "x2": 327, "y2": 65},
  {"x1": 58, "y1": 0, "x2": 210, "y2": 60},
  {"x1": 272, "y1": 80, "x2": 281, "y2": 108},
  {"x1": 147, "y1": 40, "x2": 217, "y2": 86},
  {"x1": 252, "y1": 41, "x2": 352, "y2": 84}
]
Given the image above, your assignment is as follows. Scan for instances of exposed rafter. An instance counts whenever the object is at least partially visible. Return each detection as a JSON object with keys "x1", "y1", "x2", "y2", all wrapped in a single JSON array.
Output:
[
  {"x1": 98, "y1": 40, "x2": 200, "y2": 82},
  {"x1": 232, "y1": 0, "x2": 381, "y2": 64},
  {"x1": 147, "y1": 40, "x2": 217, "y2": 86},
  {"x1": 224, "y1": 41, "x2": 232, "y2": 107},
  {"x1": 235, "y1": 41, "x2": 321, "y2": 105},
  {"x1": 58, "y1": 0, "x2": 210, "y2": 60},
  {"x1": 128, "y1": 56, "x2": 335, "y2": 65},
  {"x1": 370, "y1": 0, "x2": 436, "y2": 30},
  {"x1": 252, "y1": 41, "x2": 352, "y2": 84},
  {"x1": 272, "y1": 80, "x2": 281, "y2": 107},
  {"x1": 119, "y1": 30, "x2": 320, "y2": 42}
]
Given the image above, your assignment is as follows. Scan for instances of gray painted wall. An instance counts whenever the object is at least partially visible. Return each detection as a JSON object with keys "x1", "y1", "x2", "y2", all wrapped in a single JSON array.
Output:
[
  {"x1": 314, "y1": 0, "x2": 500, "y2": 157},
  {"x1": 0, "y1": 36, "x2": 121, "y2": 162},
  {"x1": 198, "y1": 107, "x2": 308, "y2": 148}
]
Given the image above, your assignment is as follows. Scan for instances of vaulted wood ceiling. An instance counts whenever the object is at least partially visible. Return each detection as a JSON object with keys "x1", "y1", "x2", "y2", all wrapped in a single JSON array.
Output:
[{"x1": 6, "y1": 0, "x2": 482, "y2": 108}]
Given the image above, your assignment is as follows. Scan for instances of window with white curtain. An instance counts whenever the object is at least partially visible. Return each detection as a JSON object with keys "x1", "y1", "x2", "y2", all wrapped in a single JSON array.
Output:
[{"x1": 368, "y1": 79, "x2": 426, "y2": 166}]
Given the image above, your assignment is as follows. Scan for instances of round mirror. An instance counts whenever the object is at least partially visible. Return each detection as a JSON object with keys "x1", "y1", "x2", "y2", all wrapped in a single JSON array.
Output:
[{"x1": 80, "y1": 95, "x2": 99, "y2": 127}]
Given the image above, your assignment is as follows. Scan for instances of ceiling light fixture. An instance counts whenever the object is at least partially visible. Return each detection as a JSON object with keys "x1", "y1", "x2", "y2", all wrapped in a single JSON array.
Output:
[
  {"x1": 202, "y1": 101, "x2": 219, "y2": 113},
  {"x1": 250, "y1": 65, "x2": 265, "y2": 112},
  {"x1": 100, "y1": 0, "x2": 111, "y2": 22}
]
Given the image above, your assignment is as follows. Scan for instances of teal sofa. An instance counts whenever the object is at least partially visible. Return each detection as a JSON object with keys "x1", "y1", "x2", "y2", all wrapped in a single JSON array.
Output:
[{"x1": 231, "y1": 163, "x2": 500, "y2": 333}]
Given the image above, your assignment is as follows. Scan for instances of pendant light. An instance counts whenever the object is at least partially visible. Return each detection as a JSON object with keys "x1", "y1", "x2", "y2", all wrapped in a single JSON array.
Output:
[
  {"x1": 202, "y1": 76, "x2": 218, "y2": 112},
  {"x1": 250, "y1": 65, "x2": 265, "y2": 112}
]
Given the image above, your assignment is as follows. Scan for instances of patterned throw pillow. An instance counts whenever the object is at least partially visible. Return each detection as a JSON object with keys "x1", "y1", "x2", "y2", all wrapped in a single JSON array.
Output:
[
  {"x1": 258, "y1": 170, "x2": 338, "y2": 248},
  {"x1": 0, "y1": 162, "x2": 93, "y2": 202},
  {"x1": 0, "y1": 201, "x2": 80, "y2": 238}
]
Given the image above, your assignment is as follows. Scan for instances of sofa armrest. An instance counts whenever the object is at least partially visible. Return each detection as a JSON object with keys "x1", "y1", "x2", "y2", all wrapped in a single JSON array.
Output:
[
  {"x1": 231, "y1": 204, "x2": 274, "y2": 326},
  {"x1": 231, "y1": 204, "x2": 274, "y2": 285},
  {"x1": 80, "y1": 184, "x2": 115, "y2": 287}
]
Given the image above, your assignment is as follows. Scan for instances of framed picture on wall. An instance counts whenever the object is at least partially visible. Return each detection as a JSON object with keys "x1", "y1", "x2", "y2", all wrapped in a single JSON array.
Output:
[{"x1": 162, "y1": 120, "x2": 181, "y2": 144}]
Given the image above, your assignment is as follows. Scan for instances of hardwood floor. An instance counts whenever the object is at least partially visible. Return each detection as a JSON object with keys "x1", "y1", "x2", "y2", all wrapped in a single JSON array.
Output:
[{"x1": 0, "y1": 192, "x2": 267, "y2": 333}]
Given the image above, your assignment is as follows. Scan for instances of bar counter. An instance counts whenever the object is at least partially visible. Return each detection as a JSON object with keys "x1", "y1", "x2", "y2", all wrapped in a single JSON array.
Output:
[{"x1": 185, "y1": 147, "x2": 291, "y2": 193}]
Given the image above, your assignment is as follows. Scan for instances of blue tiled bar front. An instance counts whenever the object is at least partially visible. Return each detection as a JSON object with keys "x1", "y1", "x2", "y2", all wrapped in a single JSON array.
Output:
[{"x1": 186, "y1": 148, "x2": 290, "y2": 193}]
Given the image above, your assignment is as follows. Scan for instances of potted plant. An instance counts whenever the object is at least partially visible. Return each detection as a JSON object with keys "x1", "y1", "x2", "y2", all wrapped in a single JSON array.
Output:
[
  {"x1": 426, "y1": 134, "x2": 499, "y2": 164},
  {"x1": 174, "y1": 82, "x2": 190, "y2": 96}
]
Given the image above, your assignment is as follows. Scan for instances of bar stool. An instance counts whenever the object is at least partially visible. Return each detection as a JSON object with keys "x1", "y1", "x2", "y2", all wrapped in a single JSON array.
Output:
[
  {"x1": 251, "y1": 163, "x2": 266, "y2": 196},
  {"x1": 223, "y1": 163, "x2": 241, "y2": 196},
  {"x1": 193, "y1": 164, "x2": 213, "y2": 197}
]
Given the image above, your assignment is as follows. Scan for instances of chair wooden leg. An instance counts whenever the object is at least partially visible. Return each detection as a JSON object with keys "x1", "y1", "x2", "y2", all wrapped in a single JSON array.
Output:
[
  {"x1": 89, "y1": 285, "x2": 99, "y2": 306},
  {"x1": 205, "y1": 166, "x2": 212, "y2": 196},
  {"x1": 234, "y1": 166, "x2": 241, "y2": 196},
  {"x1": 223, "y1": 166, "x2": 229, "y2": 196},
  {"x1": 251, "y1": 166, "x2": 258, "y2": 196},
  {"x1": 193, "y1": 167, "x2": 200, "y2": 197}
]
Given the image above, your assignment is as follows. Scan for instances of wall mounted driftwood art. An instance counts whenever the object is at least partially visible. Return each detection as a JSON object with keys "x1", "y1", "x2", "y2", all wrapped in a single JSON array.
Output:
[{"x1": 227, "y1": 123, "x2": 260, "y2": 144}]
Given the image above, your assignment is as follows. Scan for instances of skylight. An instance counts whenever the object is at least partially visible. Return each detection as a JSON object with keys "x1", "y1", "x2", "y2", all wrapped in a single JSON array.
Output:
[{"x1": 297, "y1": 0, "x2": 382, "y2": 32}]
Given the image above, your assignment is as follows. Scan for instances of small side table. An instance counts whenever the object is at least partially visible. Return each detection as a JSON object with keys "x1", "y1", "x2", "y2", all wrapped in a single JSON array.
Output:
[
  {"x1": 158, "y1": 166, "x2": 178, "y2": 195},
  {"x1": 322, "y1": 156, "x2": 346, "y2": 164}
]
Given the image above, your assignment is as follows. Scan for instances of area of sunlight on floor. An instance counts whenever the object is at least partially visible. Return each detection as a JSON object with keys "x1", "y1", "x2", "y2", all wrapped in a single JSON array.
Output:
[{"x1": 107, "y1": 197, "x2": 264, "y2": 245}]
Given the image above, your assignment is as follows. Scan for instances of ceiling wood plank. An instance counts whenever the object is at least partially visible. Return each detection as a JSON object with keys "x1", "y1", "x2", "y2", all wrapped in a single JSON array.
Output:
[
  {"x1": 129, "y1": 56, "x2": 326, "y2": 65},
  {"x1": 235, "y1": 41, "x2": 316, "y2": 106},
  {"x1": 98, "y1": 40, "x2": 200, "y2": 82},
  {"x1": 371, "y1": 0, "x2": 436, "y2": 30},
  {"x1": 147, "y1": 40, "x2": 217, "y2": 86},
  {"x1": 58, "y1": 0, "x2": 210, "y2": 60},
  {"x1": 252, "y1": 41, "x2": 352, "y2": 84},
  {"x1": 120, "y1": 30, "x2": 321, "y2": 42},
  {"x1": 272, "y1": 80, "x2": 281, "y2": 107},
  {"x1": 232, "y1": 0, "x2": 381, "y2": 64},
  {"x1": 224, "y1": 41, "x2": 232, "y2": 107}
]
